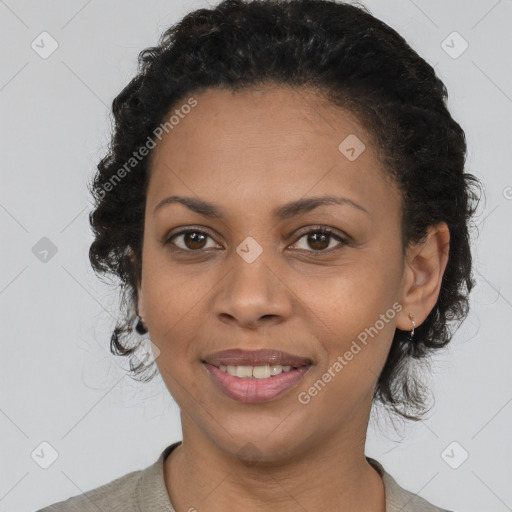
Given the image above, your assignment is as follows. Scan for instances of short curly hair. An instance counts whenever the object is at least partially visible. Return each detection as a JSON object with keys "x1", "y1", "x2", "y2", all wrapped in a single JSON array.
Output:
[{"x1": 88, "y1": 0, "x2": 481, "y2": 421}]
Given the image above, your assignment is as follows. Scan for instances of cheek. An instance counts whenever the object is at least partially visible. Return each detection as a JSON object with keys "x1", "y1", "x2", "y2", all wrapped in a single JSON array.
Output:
[
  {"x1": 143, "y1": 267, "x2": 207, "y2": 398},
  {"x1": 140, "y1": 251, "x2": 205, "y2": 352},
  {"x1": 293, "y1": 248, "x2": 401, "y2": 357},
  {"x1": 144, "y1": 280, "x2": 206, "y2": 349}
]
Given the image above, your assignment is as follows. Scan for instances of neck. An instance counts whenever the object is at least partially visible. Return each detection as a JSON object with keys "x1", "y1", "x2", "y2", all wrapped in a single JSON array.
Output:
[{"x1": 164, "y1": 417, "x2": 385, "y2": 512}]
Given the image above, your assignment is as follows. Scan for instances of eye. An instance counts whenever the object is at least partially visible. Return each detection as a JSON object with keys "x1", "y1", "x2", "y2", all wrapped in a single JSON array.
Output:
[
  {"x1": 164, "y1": 226, "x2": 348, "y2": 255},
  {"x1": 165, "y1": 228, "x2": 220, "y2": 252},
  {"x1": 290, "y1": 227, "x2": 348, "y2": 254}
]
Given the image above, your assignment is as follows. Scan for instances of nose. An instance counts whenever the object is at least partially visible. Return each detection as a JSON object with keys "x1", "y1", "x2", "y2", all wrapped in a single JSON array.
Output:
[{"x1": 213, "y1": 250, "x2": 293, "y2": 329}]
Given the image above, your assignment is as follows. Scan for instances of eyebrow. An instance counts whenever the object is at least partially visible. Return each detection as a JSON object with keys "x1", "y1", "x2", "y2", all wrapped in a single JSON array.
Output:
[{"x1": 153, "y1": 194, "x2": 369, "y2": 219}]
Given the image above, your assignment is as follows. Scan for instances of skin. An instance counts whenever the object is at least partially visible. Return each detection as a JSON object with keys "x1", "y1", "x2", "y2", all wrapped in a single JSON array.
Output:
[{"x1": 135, "y1": 85, "x2": 450, "y2": 512}]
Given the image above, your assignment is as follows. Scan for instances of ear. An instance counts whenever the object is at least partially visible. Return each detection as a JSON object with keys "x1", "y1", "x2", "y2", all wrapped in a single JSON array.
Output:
[
  {"x1": 396, "y1": 222, "x2": 450, "y2": 331},
  {"x1": 128, "y1": 246, "x2": 146, "y2": 320}
]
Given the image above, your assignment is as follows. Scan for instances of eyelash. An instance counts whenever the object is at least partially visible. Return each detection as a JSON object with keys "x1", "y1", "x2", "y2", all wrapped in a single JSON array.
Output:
[{"x1": 164, "y1": 226, "x2": 349, "y2": 256}]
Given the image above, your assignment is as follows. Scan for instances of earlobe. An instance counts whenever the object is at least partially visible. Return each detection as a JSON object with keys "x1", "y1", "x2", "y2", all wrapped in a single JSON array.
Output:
[
  {"x1": 396, "y1": 222, "x2": 450, "y2": 331},
  {"x1": 128, "y1": 246, "x2": 145, "y2": 319},
  {"x1": 137, "y1": 294, "x2": 146, "y2": 322}
]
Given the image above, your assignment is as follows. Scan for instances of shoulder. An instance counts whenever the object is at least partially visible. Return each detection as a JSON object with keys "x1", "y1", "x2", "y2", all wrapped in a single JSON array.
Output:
[
  {"x1": 366, "y1": 457, "x2": 455, "y2": 512},
  {"x1": 36, "y1": 467, "x2": 143, "y2": 512},
  {"x1": 36, "y1": 442, "x2": 180, "y2": 512}
]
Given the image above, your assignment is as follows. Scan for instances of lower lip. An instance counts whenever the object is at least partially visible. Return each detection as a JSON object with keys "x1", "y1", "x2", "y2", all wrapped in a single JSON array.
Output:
[{"x1": 203, "y1": 363, "x2": 311, "y2": 403}]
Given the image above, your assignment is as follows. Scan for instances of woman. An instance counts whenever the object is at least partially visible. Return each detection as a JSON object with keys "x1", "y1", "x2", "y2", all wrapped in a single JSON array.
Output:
[{"x1": 39, "y1": 0, "x2": 481, "y2": 510}]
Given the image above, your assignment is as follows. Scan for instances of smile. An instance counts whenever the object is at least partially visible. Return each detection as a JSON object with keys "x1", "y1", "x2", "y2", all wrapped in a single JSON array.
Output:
[{"x1": 203, "y1": 362, "x2": 312, "y2": 403}]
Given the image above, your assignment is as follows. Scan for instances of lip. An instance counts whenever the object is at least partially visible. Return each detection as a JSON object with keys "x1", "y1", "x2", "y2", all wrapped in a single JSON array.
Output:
[
  {"x1": 202, "y1": 348, "x2": 313, "y2": 368},
  {"x1": 203, "y1": 363, "x2": 312, "y2": 403}
]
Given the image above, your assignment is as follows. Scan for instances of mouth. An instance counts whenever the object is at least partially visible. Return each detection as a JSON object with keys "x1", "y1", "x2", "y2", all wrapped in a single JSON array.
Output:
[{"x1": 202, "y1": 348, "x2": 313, "y2": 403}]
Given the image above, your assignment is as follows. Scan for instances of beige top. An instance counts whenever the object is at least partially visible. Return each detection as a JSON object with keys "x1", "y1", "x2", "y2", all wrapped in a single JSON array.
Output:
[{"x1": 38, "y1": 441, "x2": 453, "y2": 512}]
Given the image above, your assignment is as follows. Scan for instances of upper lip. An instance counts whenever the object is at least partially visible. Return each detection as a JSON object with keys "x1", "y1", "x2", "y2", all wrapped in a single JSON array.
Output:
[{"x1": 203, "y1": 348, "x2": 313, "y2": 368}]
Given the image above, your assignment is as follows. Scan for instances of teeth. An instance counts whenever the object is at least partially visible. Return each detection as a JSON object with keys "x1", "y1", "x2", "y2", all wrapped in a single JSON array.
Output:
[
  {"x1": 253, "y1": 365, "x2": 271, "y2": 378},
  {"x1": 235, "y1": 365, "x2": 252, "y2": 378},
  {"x1": 219, "y1": 364, "x2": 293, "y2": 378}
]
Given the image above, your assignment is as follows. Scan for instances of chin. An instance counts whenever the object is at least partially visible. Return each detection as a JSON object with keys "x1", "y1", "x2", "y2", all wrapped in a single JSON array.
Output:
[{"x1": 212, "y1": 429, "x2": 308, "y2": 466}]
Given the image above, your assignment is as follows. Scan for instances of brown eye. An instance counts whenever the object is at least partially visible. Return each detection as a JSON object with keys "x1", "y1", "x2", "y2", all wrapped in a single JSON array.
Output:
[
  {"x1": 291, "y1": 228, "x2": 347, "y2": 253},
  {"x1": 306, "y1": 232, "x2": 330, "y2": 250},
  {"x1": 182, "y1": 232, "x2": 207, "y2": 250},
  {"x1": 166, "y1": 230, "x2": 218, "y2": 251}
]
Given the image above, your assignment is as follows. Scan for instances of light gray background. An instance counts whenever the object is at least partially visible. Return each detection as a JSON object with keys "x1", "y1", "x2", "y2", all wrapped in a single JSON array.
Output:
[{"x1": 1, "y1": 1, "x2": 511, "y2": 511}]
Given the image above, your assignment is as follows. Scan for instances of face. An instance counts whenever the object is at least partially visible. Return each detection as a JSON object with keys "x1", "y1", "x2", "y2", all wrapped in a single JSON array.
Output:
[{"x1": 137, "y1": 85, "x2": 409, "y2": 463}]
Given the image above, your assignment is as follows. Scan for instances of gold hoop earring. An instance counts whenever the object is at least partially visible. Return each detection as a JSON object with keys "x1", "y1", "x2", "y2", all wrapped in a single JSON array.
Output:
[
  {"x1": 405, "y1": 312, "x2": 416, "y2": 357},
  {"x1": 409, "y1": 312, "x2": 416, "y2": 338}
]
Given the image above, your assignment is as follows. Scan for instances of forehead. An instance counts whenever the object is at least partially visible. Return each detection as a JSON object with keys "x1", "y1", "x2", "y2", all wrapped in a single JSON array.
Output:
[
  {"x1": 151, "y1": 85, "x2": 371, "y2": 161},
  {"x1": 146, "y1": 86, "x2": 399, "y2": 220}
]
